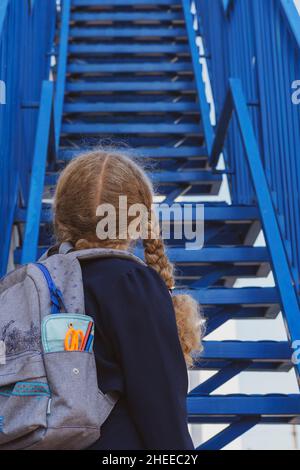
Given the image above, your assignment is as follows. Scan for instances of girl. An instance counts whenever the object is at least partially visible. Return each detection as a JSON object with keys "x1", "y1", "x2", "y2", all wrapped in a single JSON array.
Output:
[{"x1": 52, "y1": 150, "x2": 203, "y2": 450}]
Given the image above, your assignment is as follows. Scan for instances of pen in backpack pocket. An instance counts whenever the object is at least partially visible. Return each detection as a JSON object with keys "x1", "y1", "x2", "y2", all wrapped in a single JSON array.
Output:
[
  {"x1": 80, "y1": 321, "x2": 93, "y2": 351},
  {"x1": 85, "y1": 333, "x2": 94, "y2": 352}
]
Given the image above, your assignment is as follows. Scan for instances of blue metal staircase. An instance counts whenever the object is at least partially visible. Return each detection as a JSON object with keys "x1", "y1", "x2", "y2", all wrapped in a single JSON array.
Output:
[{"x1": 2, "y1": 0, "x2": 300, "y2": 449}]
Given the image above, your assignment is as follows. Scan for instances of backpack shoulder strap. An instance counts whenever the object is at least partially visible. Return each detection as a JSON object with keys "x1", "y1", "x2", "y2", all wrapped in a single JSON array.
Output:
[
  {"x1": 58, "y1": 242, "x2": 74, "y2": 255},
  {"x1": 65, "y1": 247, "x2": 146, "y2": 267},
  {"x1": 39, "y1": 243, "x2": 146, "y2": 268}
]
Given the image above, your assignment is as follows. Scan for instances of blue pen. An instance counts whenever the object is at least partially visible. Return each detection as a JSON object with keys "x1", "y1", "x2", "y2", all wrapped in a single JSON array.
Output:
[{"x1": 85, "y1": 333, "x2": 94, "y2": 352}]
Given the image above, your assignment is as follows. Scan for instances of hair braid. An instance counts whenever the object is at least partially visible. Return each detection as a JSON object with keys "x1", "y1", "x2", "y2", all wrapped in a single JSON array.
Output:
[
  {"x1": 143, "y1": 219, "x2": 174, "y2": 290},
  {"x1": 143, "y1": 216, "x2": 203, "y2": 367}
]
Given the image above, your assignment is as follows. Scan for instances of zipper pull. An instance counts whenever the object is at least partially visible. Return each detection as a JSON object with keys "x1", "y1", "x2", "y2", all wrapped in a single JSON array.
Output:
[{"x1": 47, "y1": 398, "x2": 52, "y2": 415}]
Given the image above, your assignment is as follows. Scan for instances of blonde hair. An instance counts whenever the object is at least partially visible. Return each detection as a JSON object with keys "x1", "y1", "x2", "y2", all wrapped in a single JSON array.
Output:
[{"x1": 53, "y1": 149, "x2": 204, "y2": 366}]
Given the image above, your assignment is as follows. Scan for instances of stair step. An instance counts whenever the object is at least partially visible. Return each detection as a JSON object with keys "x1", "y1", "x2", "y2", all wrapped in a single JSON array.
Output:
[
  {"x1": 67, "y1": 62, "x2": 192, "y2": 74},
  {"x1": 15, "y1": 205, "x2": 260, "y2": 224},
  {"x1": 187, "y1": 395, "x2": 300, "y2": 424},
  {"x1": 69, "y1": 44, "x2": 190, "y2": 55},
  {"x1": 66, "y1": 81, "x2": 195, "y2": 92},
  {"x1": 73, "y1": 0, "x2": 180, "y2": 5},
  {"x1": 165, "y1": 247, "x2": 270, "y2": 263},
  {"x1": 196, "y1": 341, "x2": 292, "y2": 371},
  {"x1": 44, "y1": 169, "x2": 216, "y2": 186},
  {"x1": 179, "y1": 287, "x2": 279, "y2": 305},
  {"x1": 150, "y1": 170, "x2": 219, "y2": 184},
  {"x1": 59, "y1": 146, "x2": 207, "y2": 161},
  {"x1": 71, "y1": 12, "x2": 183, "y2": 23},
  {"x1": 205, "y1": 306, "x2": 279, "y2": 320},
  {"x1": 70, "y1": 27, "x2": 187, "y2": 38},
  {"x1": 134, "y1": 247, "x2": 269, "y2": 263},
  {"x1": 61, "y1": 123, "x2": 202, "y2": 135},
  {"x1": 64, "y1": 102, "x2": 198, "y2": 113},
  {"x1": 203, "y1": 205, "x2": 259, "y2": 221}
]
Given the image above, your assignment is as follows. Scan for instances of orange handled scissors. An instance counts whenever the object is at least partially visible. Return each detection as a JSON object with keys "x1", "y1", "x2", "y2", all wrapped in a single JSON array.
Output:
[{"x1": 64, "y1": 323, "x2": 84, "y2": 351}]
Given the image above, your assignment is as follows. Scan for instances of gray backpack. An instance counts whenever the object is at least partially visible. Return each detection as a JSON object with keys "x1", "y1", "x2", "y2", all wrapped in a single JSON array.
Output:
[{"x1": 0, "y1": 245, "x2": 145, "y2": 450}]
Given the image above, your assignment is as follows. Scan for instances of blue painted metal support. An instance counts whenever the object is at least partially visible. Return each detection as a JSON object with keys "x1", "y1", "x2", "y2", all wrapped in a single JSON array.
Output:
[
  {"x1": 54, "y1": 0, "x2": 71, "y2": 151},
  {"x1": 205, "y1": 307, "x2": 235, "y2": 334},
  {"x1": 21, "y1": 81, "x2": 54, "y2": 264},
  {"x1": 198, "y1": 417, "x2": 260, "y2": 450},
  {"x1": 209, "y1": 89, "x2": 233, "y2": 167},
  {"x1": 280, "y1": 0, "x2": 300, "y2": 49},
  {"x1": 191, "y1": 363, "x2": 250, "y2": 395},
  {"x1": 0, "y1": 0, "x2": 9, "y2": 37},
  {"x1": 191, "y1": 266, "x2": 229, "y2": 288}
]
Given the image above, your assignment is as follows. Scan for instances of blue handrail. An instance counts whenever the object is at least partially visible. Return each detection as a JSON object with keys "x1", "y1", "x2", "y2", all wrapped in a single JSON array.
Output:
[
  {"x1": 21, "y1": 81, "x2": 55, "y2": 265},
  {"x1": 0, "y1": 0, "x2": 9, "y2": 39},
  {"x1": 280, "y1": 0, "x2": 300, "y2": 49}
]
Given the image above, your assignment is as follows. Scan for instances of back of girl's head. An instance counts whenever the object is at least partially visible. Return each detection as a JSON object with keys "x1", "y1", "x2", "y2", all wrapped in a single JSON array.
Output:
[
  {"x1": 54, "y1": 149, "x2": 204, "y2": 366},
  {"x1": 54, "y1": 150, "x2": 153, "y2": 248}
]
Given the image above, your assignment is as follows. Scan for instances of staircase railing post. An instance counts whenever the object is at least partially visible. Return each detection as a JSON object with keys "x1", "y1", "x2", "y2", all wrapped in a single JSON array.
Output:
[{"x1": 54, "y1": 0, "x2": 71, "y2": 152}]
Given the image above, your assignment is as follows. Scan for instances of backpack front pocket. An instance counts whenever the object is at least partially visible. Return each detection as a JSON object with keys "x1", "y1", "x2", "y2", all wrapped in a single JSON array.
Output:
[
  {"x1": 41, "y1": 350, "x2": 114, "y2": 450},
  {"x1": 37, "y1": 314, "x2": 114, "y2": 449}
]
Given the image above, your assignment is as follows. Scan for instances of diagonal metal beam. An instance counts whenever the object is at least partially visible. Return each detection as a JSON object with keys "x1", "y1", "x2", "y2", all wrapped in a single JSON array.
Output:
[
  {"x1": 198, "y1": 417, "x2": 260, "y2": 450},
  {"x1": 190, "y1": 362, "x2": 250, "y2": 395}
]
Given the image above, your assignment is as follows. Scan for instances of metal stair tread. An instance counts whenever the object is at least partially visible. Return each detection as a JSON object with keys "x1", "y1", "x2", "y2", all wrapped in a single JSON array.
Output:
[
  {"x1": 73, "y1": 0, "x2": 181, "y2": 5},
  {"x1": 67, "y1": 62, "x2": 192, "y2": 73},
  {"x1": 58, "y1": 145, "x2": 208, "y2": 160},
  {"x1": 187, "y1": 394, "x2": 300, "y2": 424},
  {"x1": 64, "y1": 102, "x2": 199, "y2": 113},
  {"x1": 65, "y1": 81, "x2": 196, "y2": 92},
  {"x1": 15, "y1": 204, "x2": 261, "y2": 223},
  {"x1": 70, "y1": 27, "x2": 187, "y2": 37},
  {"x1": 61, "y1": 123, "x2": 202, "y2": 134},
  {"x1": 71, "y1": 11, "x2": 183, "y2": 22},
  {"x1": 68, "y1": 43, "x2": 190, "y2": 54}
]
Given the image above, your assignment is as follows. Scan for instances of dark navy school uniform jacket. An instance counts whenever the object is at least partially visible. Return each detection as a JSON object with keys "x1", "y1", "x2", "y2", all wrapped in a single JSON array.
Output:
[{"x1": 79, "y1": 256, "x2": 194, "y2": 450}]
